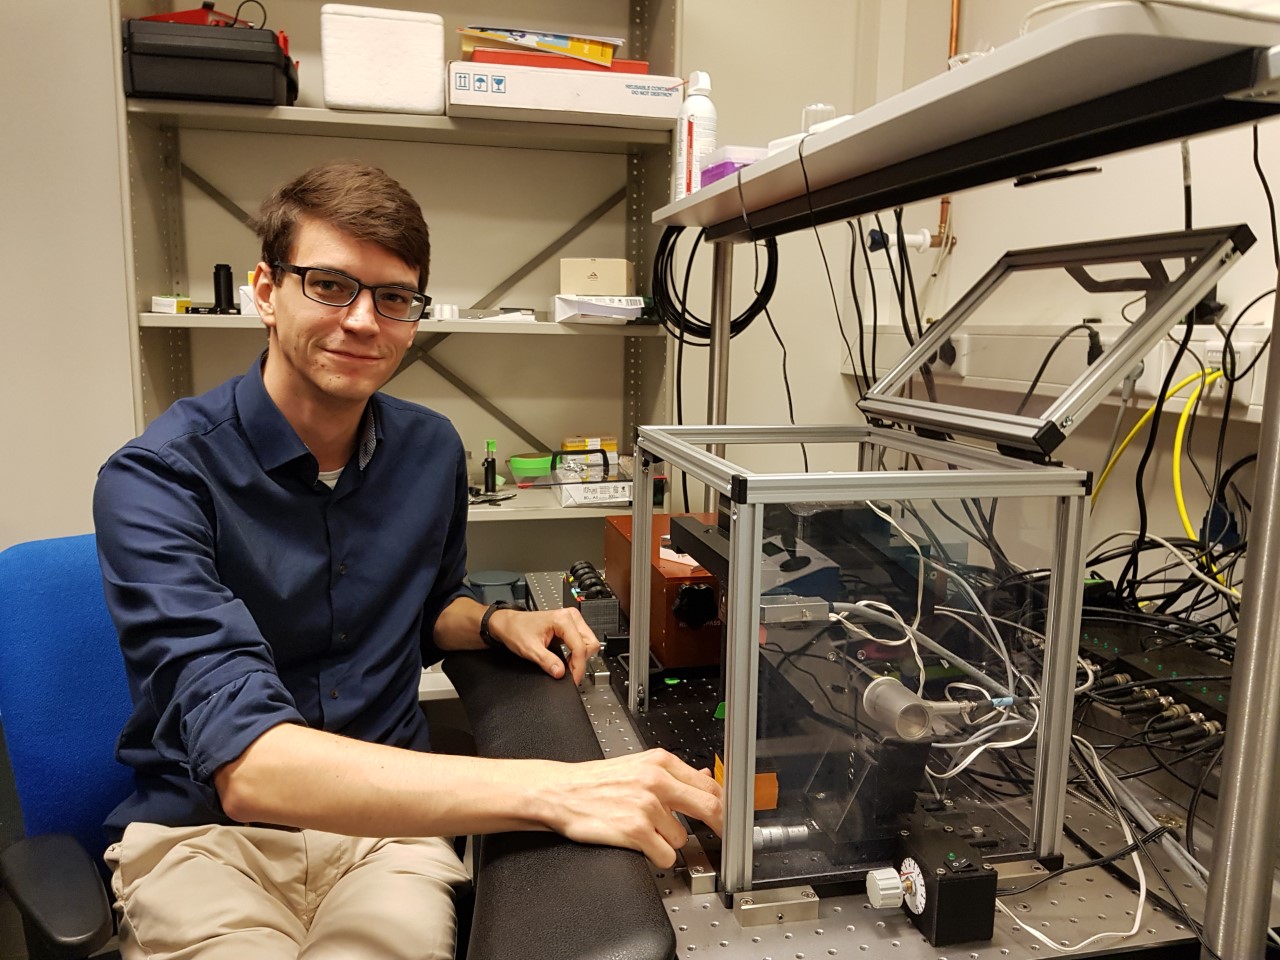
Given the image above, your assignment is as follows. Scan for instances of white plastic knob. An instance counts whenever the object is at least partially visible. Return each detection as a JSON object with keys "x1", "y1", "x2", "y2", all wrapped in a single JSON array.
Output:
[{"x1": 865, "y1": 867, "x2": 905, "y2": 909}]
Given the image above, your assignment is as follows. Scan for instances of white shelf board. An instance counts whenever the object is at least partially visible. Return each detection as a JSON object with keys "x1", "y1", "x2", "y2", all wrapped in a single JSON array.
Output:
[
  {"x1": 466, "y1": 485, "x2": 628, "y2": 522},
  {"x1": 139, "y1": 312, "x2": 260, "y2": 329},
  {"x1": 138, "y1": 313, "x2": 662, "y2": 336},
  {"x1": 653, "y1": 3, "x2": 1280, "y2": 231},
  {"x1": 126, "y1": 100, "x2": 668, "y2": 154}
]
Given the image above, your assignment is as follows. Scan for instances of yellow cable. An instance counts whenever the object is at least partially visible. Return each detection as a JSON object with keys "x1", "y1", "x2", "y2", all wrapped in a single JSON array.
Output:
[
  {"x1": 1172, "y1": 371, "x2": 1238, "y2": 595},
  {"x1": 1092, "y1": 369, "x2": 1216, "y2": 506},
  {"x1": 1172, "y1": 370, "x2": 1223, "y2": 541}
]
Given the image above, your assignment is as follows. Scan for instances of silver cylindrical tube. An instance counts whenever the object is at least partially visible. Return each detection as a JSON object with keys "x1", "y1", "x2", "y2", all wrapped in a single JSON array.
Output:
[{"x1": 862, "y1": 676, "x2": 933, "y2": 741}]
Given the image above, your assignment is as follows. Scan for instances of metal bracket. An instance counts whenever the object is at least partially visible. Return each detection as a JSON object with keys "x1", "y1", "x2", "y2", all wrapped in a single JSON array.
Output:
[{"x1": 732, "y1": 886, "x2": 819, "y2": 927}]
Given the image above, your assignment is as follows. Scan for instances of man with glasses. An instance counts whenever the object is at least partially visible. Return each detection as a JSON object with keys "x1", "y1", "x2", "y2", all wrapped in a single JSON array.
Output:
[{"x1": 93, "y1": 160, "x2": 721, "y2": 960}]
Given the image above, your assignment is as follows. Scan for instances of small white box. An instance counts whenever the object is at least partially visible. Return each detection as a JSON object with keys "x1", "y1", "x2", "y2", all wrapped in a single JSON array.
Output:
[
  {"x1": 560, "y1": 258, "x2": 635, "y2": 296},
  {"x1": 448, "y1": 62, "x2": 681, "y2": 128},
  {"x1": 322, "y1": 5, "x2": 445, "y2": 115},
  {"x1": 151, "y1": 296, "x2": 191, "y2": 314},
  {"x1": 556, "y1": 480, "x2": 632, "y2": 508}
]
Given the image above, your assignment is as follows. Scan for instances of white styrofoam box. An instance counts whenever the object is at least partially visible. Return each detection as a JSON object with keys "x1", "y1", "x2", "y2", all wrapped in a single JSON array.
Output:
[
  {"x1": 322, "y1": 5, "x2": 445, "y2": 115},
  {"x1": 447, "y1": 62, "x2": 681, "y2": 128}
]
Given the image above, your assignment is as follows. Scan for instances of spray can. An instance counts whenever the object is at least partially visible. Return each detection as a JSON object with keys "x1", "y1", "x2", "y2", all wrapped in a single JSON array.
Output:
[
  {"x1": 482, "y1": 439, "x2": 497, "y2": 494},
  {"x1": 671, "y1": 71, "x2": 717, "y2": 202}
]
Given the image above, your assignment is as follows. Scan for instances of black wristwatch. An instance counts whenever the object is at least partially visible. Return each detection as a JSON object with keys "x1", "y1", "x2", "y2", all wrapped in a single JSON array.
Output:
[{"x1": 479, "y1": 600, "x2": 519, "y2": 650}]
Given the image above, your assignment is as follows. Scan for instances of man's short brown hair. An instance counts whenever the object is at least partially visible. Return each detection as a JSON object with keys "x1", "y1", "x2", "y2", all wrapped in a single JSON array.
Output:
[{"x1": 254, "y1": 160, "x2": 430, "y2": 291}]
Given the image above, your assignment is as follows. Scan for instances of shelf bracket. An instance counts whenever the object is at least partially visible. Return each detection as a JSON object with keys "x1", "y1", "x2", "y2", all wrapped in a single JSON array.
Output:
[
  {"x1": 180, "y1": 163, "x2": 254, "y2": 228},
  {"x1": 471, "y1": 187, "x2": 626, "y2": 310},
  {"x1": 400, "y1": 344, "x2": 552, "y2": 454}
]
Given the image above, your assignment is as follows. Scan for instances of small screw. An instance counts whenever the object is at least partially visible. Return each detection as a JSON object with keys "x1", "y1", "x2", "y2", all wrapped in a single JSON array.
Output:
[
  {"x1": 936, "y1": 867, "x2": 947, "y2": 876},
  {"x1": 802, "y1": 890, "x2": 817, "y2": 899},
  {"x1": 740, "y1": 898, "x2": 754, "y2": 906},
  {"x1": 983, "y1": 864, "x2": 994, "y2": 871},
  {"x1": 776, "y1": 913, "x2": 785, "y2": 923},
  {"x1": 900, "y1": 829, "x2": 910, "y2": 837},
  {"x1": 943, "y1": 825, "x2": 954, "y2": 833},
  {"x1": 691, "y1": 865, "x2": 704, "y2": 875}
]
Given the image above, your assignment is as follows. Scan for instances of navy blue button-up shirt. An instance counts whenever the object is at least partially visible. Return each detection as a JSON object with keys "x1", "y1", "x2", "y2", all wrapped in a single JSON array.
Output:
[{"x1": 94, "y1": 359, "x2": 472, "y2": 843}]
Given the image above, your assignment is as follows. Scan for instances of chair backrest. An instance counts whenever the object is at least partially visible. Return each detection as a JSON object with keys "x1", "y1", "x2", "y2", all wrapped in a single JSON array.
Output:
[{"x1": 0, "y1": 535, "x2": 134, "y2": 862}]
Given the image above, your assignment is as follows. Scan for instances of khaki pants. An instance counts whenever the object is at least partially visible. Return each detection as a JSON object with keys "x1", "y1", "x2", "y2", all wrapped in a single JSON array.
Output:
[{"x1": 105, "y1": 823, "x2": 470, "y2": 960}]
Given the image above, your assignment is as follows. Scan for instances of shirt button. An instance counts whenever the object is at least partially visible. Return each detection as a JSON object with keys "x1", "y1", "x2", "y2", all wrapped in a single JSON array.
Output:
[
  {"x1": 339, "y1": 563, "x2": 346, "y2": 575},
  {"x1": 339, "y1": 632, "x2": 348, "y2": 643},
  {"x1": 330, "y1": 689, "x2": 339, "y2": 700}
]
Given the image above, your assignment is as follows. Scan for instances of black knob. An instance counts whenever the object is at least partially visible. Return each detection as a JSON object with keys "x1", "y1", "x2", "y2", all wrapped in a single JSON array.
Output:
[{"x1": 672, "y1": 583, "x2": 717, "y2": 629}]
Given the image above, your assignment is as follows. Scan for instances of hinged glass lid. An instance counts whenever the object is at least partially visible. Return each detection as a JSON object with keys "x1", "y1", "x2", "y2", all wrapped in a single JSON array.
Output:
[{"x1": 857, "y1": 225, "x2": 1254, "y2": 458}]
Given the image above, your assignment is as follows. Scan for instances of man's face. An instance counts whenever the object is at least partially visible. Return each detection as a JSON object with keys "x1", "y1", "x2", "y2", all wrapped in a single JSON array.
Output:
[{"x1": 254, "y1": 217, "x2": 421, "y2": 412}]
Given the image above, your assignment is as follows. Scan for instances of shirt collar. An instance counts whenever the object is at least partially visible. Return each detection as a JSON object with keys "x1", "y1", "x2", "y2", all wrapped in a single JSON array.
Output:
[{"x1": 235, "y1": 356, "x2": 381, "y2": 474}]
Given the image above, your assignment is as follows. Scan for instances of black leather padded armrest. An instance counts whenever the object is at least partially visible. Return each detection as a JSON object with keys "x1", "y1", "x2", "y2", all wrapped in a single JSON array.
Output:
[
  {"x1": 0, "y1": 833, "x2": 113, "y2": 960},
  {"x1": 444, "y1": 651, "x2": 675, "y2": 960}
]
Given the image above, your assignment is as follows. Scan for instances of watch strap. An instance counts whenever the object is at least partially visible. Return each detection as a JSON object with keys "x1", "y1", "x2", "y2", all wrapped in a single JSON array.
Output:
[{"x1": 480, "y1": 600, "x2": 517, "y2": 649}]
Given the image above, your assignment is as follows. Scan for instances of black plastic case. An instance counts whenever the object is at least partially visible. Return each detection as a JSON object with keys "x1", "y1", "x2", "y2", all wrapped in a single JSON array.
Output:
[{"x1": 122, "y1": 20, "x2": 298, "y2": 106}]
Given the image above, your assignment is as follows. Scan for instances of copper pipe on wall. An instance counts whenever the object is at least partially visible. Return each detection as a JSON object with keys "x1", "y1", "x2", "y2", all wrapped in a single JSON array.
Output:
[{"x1": 937, "y1": 0, "x2": 960, "y2": 246}]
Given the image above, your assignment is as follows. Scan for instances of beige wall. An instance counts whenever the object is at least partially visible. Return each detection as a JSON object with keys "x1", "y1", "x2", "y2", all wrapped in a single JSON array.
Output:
[{"x1": 1, "y1": 2, "x2": 139, "y2": 549}]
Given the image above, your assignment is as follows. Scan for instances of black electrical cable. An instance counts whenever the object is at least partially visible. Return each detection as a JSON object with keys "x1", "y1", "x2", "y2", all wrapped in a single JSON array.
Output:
[
  {"x1": 873, "y1": 213, "x2": 913, "y2": 347},
  {"x1": 894, "y1": 208, "x2": 926, "y2": 342},
  {"x1": 1013, "y1": 324, "x2": 1101, "y2": 416},
  {"x1": 1117, "y1": 318, "x2": 1197, "y2": 604},
  {"x1": 756, "y1": 242, "x2": 809, "y2": 471},
  {"x1": 857, "y1": 221, "x2": 881, "y2": 384},
  {"x1": 996, "y1": 825, "x2": 1170, "y2": 897},
  {"x1": 1254, "y1": 124, "x2": 1280, "y2": 270},
  {"x1": 651, "y1": 226, "x2": 777, "y2": 343},
  {"x1": 1184, "y1": 741, "x2": 1226, "y2": 859},
  {"x1": 796, "y1": 136, "x2": 863, "y2": 400},
  {"x1": 1222, "y1": 289, "x2": 1276, "y2": 384},
  {"x1": 233, "y1": 0, "x2": 268, "y2": 28},
  {"x1": 847, "y1": 222, "x2": 872, "y2": 387}
]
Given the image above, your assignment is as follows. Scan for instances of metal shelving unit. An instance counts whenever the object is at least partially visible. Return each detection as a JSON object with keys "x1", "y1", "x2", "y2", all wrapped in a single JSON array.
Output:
[{"x1": 116, "y1": 0, "x2": 681, "y2": 536}]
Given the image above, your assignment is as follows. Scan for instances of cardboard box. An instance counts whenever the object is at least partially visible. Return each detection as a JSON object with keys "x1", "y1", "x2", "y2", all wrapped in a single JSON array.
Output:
[
  {"x1": 560, "y1": 258, "x2": 635, "y2": 296},
  {"x1": 447, "y1": 62, "x2": 681, "y2": 128},
  {"x1": 322, "y1": 6, "x2": 445, "y2": 115}
]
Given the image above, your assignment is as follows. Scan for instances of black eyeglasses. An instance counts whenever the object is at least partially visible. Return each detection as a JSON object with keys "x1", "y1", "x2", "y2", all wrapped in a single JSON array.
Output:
[{"x1": 274, "y1": 263, "x2": 430, "y2": 322}]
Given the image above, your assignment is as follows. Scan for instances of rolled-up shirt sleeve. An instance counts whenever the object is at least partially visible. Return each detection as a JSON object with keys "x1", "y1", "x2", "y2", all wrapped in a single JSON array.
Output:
[
  {"x1": 94, "y1": 443, "x2": 305, "y2": 800},
  {"x1": 420, "y1": 444, "x2": 475, "y2": 663}
]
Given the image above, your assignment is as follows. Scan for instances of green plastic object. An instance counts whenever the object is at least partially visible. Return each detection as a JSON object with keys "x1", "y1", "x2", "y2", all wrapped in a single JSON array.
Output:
[{"x1": 507, "y1": 452, "x2": 553, "y2": 479}]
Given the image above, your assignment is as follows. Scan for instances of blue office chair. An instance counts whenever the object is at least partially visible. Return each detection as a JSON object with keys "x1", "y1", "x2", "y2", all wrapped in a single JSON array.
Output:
[
  {"x1": 0, "y1": 535, "x2": 676, "y2": 960},
  {"x1": 0, "y1": 534, "x2": 130, "y2": 960}
]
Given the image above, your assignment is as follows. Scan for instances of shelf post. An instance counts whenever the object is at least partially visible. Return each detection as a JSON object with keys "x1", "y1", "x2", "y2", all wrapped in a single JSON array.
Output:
[
  {"x1": 1201, "y1": 286, "x2": 1280, "y2": 960},
  {"x1": 703, "y1": 241, "x2": 733, "y2": 511}
]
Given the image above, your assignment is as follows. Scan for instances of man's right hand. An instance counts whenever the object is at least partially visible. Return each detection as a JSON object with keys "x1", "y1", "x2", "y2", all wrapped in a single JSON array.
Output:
[{"x1": 533, "y1": 749, "x2": 724, "y2": 868}]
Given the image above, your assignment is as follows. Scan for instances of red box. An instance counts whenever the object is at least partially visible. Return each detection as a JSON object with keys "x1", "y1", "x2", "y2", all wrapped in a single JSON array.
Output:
[
  {"x1": 603, "y1": 514, "x2": 721, "y2": 670},
  {"x1": 471, "y1": 46, "x2": 650, "y2": 75}
]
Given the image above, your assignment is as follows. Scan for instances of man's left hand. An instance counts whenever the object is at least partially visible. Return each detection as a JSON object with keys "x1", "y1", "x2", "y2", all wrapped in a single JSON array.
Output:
[{"x1": 489, "y1": 607, "x2": 601, "y2": 684}]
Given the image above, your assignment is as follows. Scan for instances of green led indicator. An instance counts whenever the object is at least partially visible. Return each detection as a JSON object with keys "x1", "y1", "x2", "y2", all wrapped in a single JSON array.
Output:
[
  {"x1": 948, "y1": 852, "x2": 956, "y2": 860},
  {"x1": 1218, "y1": 695, "x2": 1225, "y2": 702},
  {"x1": 664, "y1": 677, "x2": 681, "y2": 686},
  {"x1": 1156, "y1": 664, "x2": 1163, "y2": 672},
  {"x1": 1171, "y1": 671, "x2": 1179, "y2": 678}
]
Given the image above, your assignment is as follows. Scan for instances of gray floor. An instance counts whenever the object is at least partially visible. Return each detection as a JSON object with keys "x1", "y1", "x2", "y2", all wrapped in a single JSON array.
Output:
[{"x1": 0, "y1": 722, "x2": 28, "y2": 959}]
